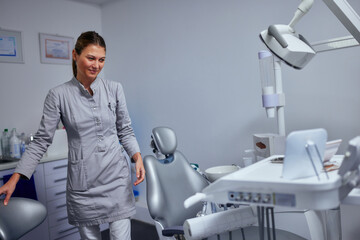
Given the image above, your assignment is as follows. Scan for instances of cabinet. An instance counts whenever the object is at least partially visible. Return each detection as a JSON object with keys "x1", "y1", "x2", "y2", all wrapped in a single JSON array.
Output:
[
  {"x1": 0, "y1": 159, "x2": 81, "y2": 240},
  {"x1": 44, "y1": 159, "x2": 80, "y2": 240}
]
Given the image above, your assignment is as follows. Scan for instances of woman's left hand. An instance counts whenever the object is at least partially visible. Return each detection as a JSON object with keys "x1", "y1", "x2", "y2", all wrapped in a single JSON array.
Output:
[{"x1": 132, "y1": 152, "x2": 145, "y2": 186}]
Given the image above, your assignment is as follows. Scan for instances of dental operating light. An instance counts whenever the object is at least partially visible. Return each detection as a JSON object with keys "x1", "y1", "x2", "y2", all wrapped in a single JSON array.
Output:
[{"x1": 260, "y1": 0, "x2": 360, "y2": 69}]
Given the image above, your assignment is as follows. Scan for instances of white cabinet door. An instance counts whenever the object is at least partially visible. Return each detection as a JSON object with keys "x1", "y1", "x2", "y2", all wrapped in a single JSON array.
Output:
[{"x1": 43, "y1": 158, "x2": 83, "y2": 240}]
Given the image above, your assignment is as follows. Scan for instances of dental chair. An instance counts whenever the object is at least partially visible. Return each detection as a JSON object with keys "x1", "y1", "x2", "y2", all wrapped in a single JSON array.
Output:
[
  {"x1": 0, "y1": 197, "x2": 47, "y2": 240},
  {"x1": 144, "y1": 127, "x2": 209, "y2": 240},
  {"x1": 144, "y1": 127, "x2": 309, "y2": 240}
]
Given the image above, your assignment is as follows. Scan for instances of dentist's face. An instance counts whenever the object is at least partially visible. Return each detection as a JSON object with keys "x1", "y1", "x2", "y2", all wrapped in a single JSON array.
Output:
[{"x1": 73, "y1": 44, "x2": 106, "y2": 82}]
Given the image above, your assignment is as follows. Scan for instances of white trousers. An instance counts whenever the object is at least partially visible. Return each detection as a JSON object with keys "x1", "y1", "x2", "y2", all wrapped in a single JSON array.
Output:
[{"x1": 78, "y1": 218, "x2": 131, "y2": 240}]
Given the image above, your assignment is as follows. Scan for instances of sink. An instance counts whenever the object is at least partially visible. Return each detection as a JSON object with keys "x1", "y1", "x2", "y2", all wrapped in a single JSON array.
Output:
[{"x1": 204, "y1": 165, "x2": 240, "y2": 182}]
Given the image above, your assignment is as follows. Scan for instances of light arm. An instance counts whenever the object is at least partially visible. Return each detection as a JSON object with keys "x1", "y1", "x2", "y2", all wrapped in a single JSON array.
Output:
[
  {"x1": 289, "y1": 0, "x2": 314, "y2": 30},
  {"x1": 309, "y1": 0, "x2": 360, "y2": 52},
  {"x1": 322, "y1": 0, "x2": 360, "y2": 43}
]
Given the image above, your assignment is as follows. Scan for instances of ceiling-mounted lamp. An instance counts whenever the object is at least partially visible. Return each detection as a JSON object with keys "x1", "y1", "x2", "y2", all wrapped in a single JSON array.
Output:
[{"x1": 259, "y1": 0, "x2": 360, "y2": 70}]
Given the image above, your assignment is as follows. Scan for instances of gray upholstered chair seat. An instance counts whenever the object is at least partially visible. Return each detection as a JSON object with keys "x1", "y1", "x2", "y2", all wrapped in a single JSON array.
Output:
[{"x1": 0, "y1": 197, "x2": 47, "y2": 240}]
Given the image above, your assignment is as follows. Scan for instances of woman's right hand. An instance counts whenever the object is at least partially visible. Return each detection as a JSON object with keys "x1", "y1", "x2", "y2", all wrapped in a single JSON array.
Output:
[{"x1": 0, "y1": 173, "x2": 20, "y2": 205}]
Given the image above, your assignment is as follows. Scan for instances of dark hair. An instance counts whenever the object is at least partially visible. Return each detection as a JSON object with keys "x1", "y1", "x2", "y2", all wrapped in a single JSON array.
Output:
[{"x1": 72, "y1": 31, "x2": 106, "y2": 77}]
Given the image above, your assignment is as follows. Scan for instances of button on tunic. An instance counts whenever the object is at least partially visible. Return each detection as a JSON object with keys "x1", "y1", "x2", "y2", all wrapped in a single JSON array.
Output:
[{"x1": 15, "y1": 77, "x2": 140, "y2": 226}]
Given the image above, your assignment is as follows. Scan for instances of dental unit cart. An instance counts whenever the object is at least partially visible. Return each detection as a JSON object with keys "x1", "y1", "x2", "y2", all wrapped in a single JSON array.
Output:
[
  {"x1": 205, "y1": 155, "x2": 343, "y2": 211},
  {"x1": 185, "y1": 134, "x2": 360, "y2": 240}
]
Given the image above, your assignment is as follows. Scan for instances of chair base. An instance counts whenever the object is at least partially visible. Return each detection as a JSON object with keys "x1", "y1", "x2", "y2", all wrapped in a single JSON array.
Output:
[{"x1": 162, "y1": 226, "x2": 184, "y2": 237}]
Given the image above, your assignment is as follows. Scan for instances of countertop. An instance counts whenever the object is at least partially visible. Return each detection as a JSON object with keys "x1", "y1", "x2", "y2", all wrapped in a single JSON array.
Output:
[
  {"x1": 0, "y1": 153, "x2": 68, "y2": 171},
  {"x1": 0, "y1": 129, "x2": 69, "y2": 171}
]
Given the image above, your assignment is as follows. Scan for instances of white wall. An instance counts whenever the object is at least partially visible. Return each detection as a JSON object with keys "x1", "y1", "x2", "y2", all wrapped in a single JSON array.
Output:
[
  {"x1": 2, "y1": 0, "x2": 358, "y2": 171},
  {"x1": 102, "y1": 0, "x2": 360, "y2": 169},
  {"x1": 101, "y1": 1, "x2": 360, "y2": 239},
  {"x1": 1, "y1": 0, "x2": 360, "y2": 238},
  {"x1": 0, "y1": 0, "x2": 102, "y2": 134}
]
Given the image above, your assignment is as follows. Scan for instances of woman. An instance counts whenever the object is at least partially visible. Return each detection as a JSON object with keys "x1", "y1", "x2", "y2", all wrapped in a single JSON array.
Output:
[{"x1": 0, "y1": 31, "x2": 145, "y2": 240}]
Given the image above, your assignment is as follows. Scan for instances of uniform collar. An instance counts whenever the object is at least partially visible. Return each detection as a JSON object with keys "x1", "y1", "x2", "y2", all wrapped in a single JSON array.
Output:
[{"x1": 72, "y1": 76, "x2": 101, "y2": 95}]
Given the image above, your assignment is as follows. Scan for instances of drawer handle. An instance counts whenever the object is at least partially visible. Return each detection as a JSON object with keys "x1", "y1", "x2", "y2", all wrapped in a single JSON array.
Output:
[
  {"x1": 55, "y1": 190, "x2": 66, "y2": 196},
  {"x1": 57, "y1": 216, "x2": 68, "y2": 222},
  {"x1": 58, "y1": 226, "x2": 77, "y2": 234},
  {"x1": 54, "y1": 177, "x2": 67, "y2": 183},
  {"x1": 56, "y1": 204, "x2": 67, "y2": 209},
  {"x1": 53, "y1": 164, "x2": 68, "y2": 170}
]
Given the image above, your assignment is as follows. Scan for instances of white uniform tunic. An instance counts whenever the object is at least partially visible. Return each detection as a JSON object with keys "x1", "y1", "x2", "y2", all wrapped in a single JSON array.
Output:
[{"x1": 15, "y1": 77, "x2": 140, "y2": 226}]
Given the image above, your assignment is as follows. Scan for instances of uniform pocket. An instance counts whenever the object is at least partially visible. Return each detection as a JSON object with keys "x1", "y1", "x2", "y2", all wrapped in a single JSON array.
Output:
[
  {"x1": 118, "y1": 152, "x2": 130, "y2": 179},
  {"x1": 67, "y1": 160, "x2": 88, "y2": 191},
  {"x1": 69, "y1": 145, "x2": 83, "y2": 163}
]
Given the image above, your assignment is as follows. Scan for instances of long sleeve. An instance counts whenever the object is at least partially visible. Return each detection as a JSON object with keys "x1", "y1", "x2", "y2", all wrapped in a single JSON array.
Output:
[
  {"x1": 115, "y1": 83, "x2": 140, "y2": 158},
  {"x1": 15, "y1": 89, "x2": 61, "y2": 179}
]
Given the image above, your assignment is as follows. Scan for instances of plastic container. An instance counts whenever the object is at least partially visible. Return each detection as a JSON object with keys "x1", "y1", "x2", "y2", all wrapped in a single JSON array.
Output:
[
  {"x1": 243, "y1": 149, "x2": 255, "y2": 167},
  {"x1": 258, "y1": 50, "x2": 276, "y2": 118},
  {"x1": 19, "y1": 132, "x2": 26, "y2": 156},
  {"x1": 20, "y1": 141, "x2": 26, "y2": 156},
  {"x1": 133, "y1": 189, "x2": 139, "y2": 202},
  {"x1": 131, "y1": 162, "x2": 140, "y2": 201},
  {"x1": 1, "y1": 129, "x2": 10, "y2": 158},
  {"x1": 9, "y1": 128, "x2": 21, "y2": 159}
]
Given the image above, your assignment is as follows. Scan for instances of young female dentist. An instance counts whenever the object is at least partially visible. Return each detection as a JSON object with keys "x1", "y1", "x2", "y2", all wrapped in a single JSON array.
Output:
[{"x1": 0, "y1": 31, "x2": 145, "y2": 240}]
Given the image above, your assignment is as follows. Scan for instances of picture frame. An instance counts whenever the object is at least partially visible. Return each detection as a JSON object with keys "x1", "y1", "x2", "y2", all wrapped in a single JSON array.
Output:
[
  {"x1": 0, "y1": 29, "x2": 24, "y2": 63},
  {"x1": 39, "y1": 33, "x2": 74, "y2": 64}
]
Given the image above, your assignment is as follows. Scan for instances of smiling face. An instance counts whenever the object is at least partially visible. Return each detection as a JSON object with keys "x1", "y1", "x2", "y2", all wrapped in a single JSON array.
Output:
[{"x1": 73, "y1": 44, "x2": 106, "y2": 83}]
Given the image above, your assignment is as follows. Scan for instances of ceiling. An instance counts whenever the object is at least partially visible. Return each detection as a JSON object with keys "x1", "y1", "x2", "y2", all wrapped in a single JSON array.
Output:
[{"x1": 66, "y1": 0, "x2": 118, "y2": 6}]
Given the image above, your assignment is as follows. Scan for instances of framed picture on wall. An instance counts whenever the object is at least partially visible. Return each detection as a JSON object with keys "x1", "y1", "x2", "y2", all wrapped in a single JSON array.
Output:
[
  {"x1": 0, "y1": 29, "x2": 24, "y2": 63},
  {"x1": 39, "y1": 33, "x2": 74, "y2": 64}
]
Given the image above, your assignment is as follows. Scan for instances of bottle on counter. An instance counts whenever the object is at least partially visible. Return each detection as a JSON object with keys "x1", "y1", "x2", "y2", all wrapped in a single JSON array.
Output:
[
  {"x1": 9, "y1": 128, "x2": 21, "y2": 159},
  {"x1": 129, "y1": 160, "x2": 139, "y2": 202},
  {"x1": 0, "y1": 139, "x2": 2, "y2": 159},
  {"x1": 19, "y1": 132, "x2": 26, "y2": 156},
  {"x1": 1, "y1": 129, "x2": 10, "y2": 158}
]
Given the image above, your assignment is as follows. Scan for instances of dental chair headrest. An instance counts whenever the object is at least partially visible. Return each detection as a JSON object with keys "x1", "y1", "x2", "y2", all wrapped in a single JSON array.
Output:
[{"x1": 151, "y1": 127, "x2": 177, "y2": 156}]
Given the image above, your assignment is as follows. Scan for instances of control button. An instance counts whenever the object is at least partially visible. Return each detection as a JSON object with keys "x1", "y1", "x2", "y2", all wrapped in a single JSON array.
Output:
[
  {"x1": 253, "y1": 194, "x2": 261, "y2": 202},
  {"x1": 236, "y1": 192, "x2": 244, "y2": 201},
  {"x1": 262, "y1": 194, "x2": 271, "y2": 203},
  {"x1": 243, "y1": 193, "x2": 252, "y2": 202}
]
